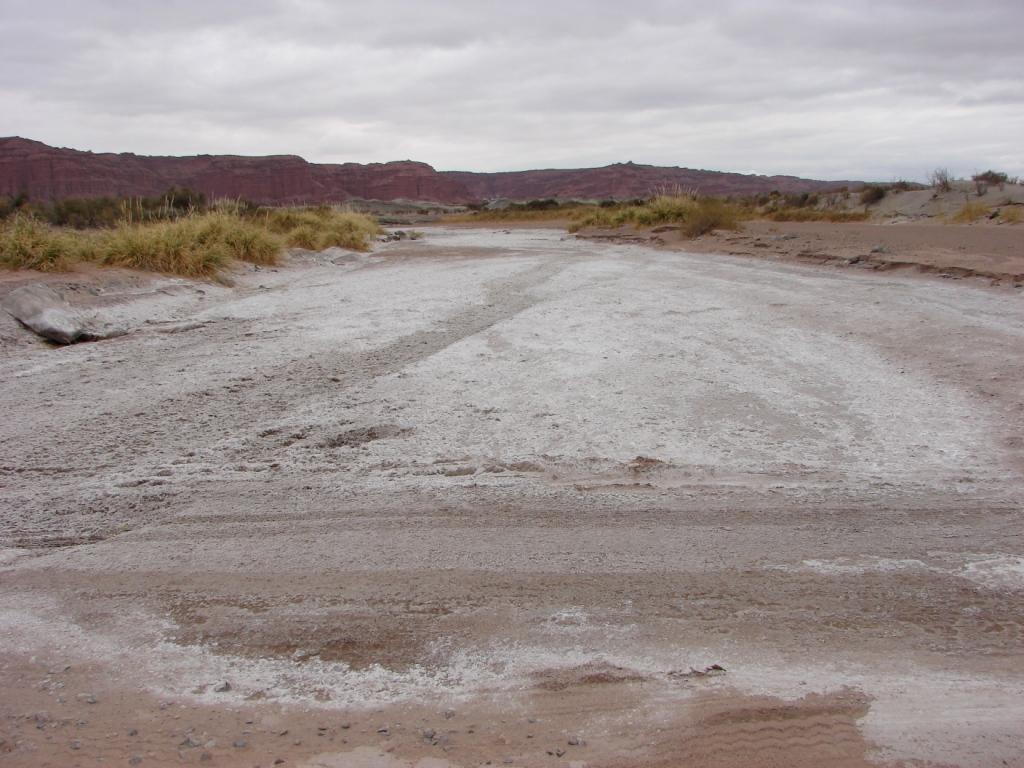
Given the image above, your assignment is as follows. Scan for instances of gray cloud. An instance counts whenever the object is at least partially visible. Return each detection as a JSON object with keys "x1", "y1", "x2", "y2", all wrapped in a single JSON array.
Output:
[{"x1": 1, "y1": 0, "x2": 1021, "y2": 180}]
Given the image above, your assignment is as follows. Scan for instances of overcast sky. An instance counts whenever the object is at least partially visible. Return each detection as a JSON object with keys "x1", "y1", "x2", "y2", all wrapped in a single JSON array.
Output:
[{"x1": 2, "y1": 0, "x2": 1021, "y2": 180}]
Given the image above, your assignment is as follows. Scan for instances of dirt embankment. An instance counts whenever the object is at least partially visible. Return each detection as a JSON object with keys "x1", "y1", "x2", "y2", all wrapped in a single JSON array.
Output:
[{"x1": 578, "y1": 220, "x2": 1024, "y2": 286}]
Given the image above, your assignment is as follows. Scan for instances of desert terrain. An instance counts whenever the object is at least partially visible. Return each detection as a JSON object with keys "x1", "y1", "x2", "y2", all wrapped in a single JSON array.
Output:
[{"x1": 2, "y1": 226, "x2": 1023, "y2": 768}]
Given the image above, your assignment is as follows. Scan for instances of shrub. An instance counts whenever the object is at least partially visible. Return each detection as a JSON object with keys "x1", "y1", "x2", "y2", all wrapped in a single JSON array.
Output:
[
  {"x1": 972, "y1": 170, "x2": 1009, "y2": 186},
  {"x1": 930, "y1": 168, "x2": 954, "y2": 192},
  {"x1": 859, "y1": 186, "x2": 887, "y2": 205}
]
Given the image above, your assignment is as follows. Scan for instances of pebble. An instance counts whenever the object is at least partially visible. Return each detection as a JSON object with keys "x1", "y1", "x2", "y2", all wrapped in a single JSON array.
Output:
[
  {"x1": 180, "y1": 735, "x2": 202, "y2": 748},
  {"x1": 70, "y1": 740, "x2": 82, "y2": 750},
  {"x1": 443, "y1": 709, "x2": 456, "y2": 719},
  {"x1": 213, "y1": 681, "x2": 231, "y2": 693},
  {"x1": 377, "y1": 725, "x2": 390, "y2": 735},
  {"x1": 233, "y1": 739, "x2": 247, "y2": 748},
  {"x1": 77, "y1": 693, "x2": 97, "y2": 704},
  {"x1": 129, "y1": 757, "x2": 143, "y2": 766},
  {"x1": 568, "y1": 736, "x2": 585, "y2": 746},
  {"x1": 340, "y1": 722, "x2": 351, "y2": 730},
  {"x1": 422, "y1": 729, "x2": 436, "y2": 741},
  {"x1": 128, "y1": 729, "x2": 138, "y2": 737}
]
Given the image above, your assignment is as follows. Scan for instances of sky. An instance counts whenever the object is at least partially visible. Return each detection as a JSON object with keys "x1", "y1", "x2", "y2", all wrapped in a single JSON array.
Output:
[{"x1": 1, "y1": 0, "x2": 1022, "y2": 181}]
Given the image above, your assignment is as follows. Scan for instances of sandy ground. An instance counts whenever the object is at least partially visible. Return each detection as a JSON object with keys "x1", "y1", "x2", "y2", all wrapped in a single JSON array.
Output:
[
  {"x1": 2, "y1": 228, "x2": 1023, "y2": 767},
  {"x1": 581, "y1": 220, "x2": 1024, "y2": 285}
]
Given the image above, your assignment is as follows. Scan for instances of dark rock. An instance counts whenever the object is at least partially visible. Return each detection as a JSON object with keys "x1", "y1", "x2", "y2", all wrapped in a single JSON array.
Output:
[{"x1": 3, "y1": 285, "x2": 87, "y2": 344}]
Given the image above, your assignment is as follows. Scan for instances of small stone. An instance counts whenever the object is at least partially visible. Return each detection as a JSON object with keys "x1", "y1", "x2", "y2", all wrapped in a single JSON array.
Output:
[
  {"x1": 568, "y1": 736, "x2": 585, "y2": 746},
  {"x1": 339, "y1": 722, "x2": 351, "y2": 730},
  {"x1": 212, "y1": 681, "x2": 231, "y2": 693},
  {"x1": 70, "y1": 740, "x2": 82, "y2": 750},
  {"x1": 443, "y1": 709, "x2": 456, "y2": 719},
  {"x1": 233, "y1": 740, "x2": 247, "y2": 748},
  {"x1": 129, "y1": 757, "x2": 143, "y2": 766},
  {"x1": 77, "y1": 693, "x2": 97, "y2": 704},
  {"x1": 422, "y1": 729, "x2": 436, "y2": 741},
  {"x1": 278, "y1": 730, "x2": 289, "y2": 736},
  {"x1": 275, "y1": 760, "x2": 285, "y2": 765},
  {"x1": 377, "y1": 725, "x2": 390, "y2": 735},
  {"x1": 180, "y1": 735, "x2": 202, "y2": 748},
  {"x1": 128, "y1": 729, "x2": 138, "y2": 737},
  {"x1": 200, "y1": 752, "x2": 212, "y2": 763}
]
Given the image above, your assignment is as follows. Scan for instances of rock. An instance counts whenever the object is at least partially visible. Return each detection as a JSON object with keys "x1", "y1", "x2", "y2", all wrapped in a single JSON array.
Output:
[
  {"x1": 443, "y1": 709, "x2": 456, "y2": 720},
  {"x1": 129, "y1": 757, "x2": 143, "y2": 766},
  {"x1": 422, "y1": 729, "x2": 436, "y2": 741},
  {"x1": 212, "y1": 681, "x2": 231, "y2": 693},
  {"x1": 568, "y1": 736, "x2": 585, "y2": 746},
  {"x1": 76, "y1": 693, "x2": 97, "y2": 704},
  {"x1": 233, "y1": 739, "x2": 247, "y2": 748},
  {"x1": 870, "y1": 245, "x2": 889, "y2": 254},
  {"x1": 70, "y1": 740, "x2": 82, "y2": 750},
  {"x1": 128, "y1": 729, "x2": 138, "y2": 736},
  {"x1": 3, "y1": 285, "x2": 88, "y2": 344},
  {"x1": 180, "y1": 735, "x2": 202, "y2": 748}
]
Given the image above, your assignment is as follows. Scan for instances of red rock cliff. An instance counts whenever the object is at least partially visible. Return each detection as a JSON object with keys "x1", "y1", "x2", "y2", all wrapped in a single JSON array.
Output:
[{"x1": 0, "y1": 137, "x2": 858, "y2": 204}]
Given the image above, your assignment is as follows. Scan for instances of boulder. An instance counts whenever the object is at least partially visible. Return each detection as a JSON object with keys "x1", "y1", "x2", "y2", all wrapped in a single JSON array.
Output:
[{"x1": 2, "y1": 284, "x2": 89, "y2": 344}]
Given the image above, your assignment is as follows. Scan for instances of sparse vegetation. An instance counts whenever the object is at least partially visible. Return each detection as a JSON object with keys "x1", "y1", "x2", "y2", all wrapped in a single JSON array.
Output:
[
  {"x1": 1001, "y1": 206, "x2": 1022, "y2": 224},
  {"x1": 930, "y1": 168, "x2": 954, "y2": 192},
  {"x1": 950, "y1": 202, "x2": 989, "y2": 224},
  {"x1": 569, "y1": 195, "x2": 742, "y2": 237},
  {"x1": 0, "y1": 202, "x2": 381, "y2": 277},
  {"x1": 972, "y1": 170, "x2": 1009, "y2": 188},
  {"x1": 859, "y1": 185, "x2": 887, "y2": 205},
  {"x1": 764, "y1": 208, "x2": 869, "y2": 223},
  {"x1": 261, "y1": 206, "x2": 383, "y2": 251}
]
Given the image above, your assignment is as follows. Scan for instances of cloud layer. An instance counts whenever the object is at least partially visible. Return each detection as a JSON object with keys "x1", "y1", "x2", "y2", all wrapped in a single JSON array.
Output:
[{"x1": 2, "y1": 0, "x2": 1021, "y2": 180}]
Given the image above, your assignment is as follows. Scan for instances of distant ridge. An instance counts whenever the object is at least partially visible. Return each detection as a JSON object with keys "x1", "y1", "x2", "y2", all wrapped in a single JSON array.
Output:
[{"x1": 0, "y1": 137, "x2": 862, "y2": 204}]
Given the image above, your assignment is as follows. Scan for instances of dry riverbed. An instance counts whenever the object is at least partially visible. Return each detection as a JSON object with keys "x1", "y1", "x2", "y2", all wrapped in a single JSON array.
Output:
[{"x1": 1, "y1": 228, "x2": 1023, "y2": 767}]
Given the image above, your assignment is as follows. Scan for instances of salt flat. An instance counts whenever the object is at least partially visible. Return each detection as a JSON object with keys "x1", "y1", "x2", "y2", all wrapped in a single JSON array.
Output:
[{"x1": 2, "y1": 229, "x2": 1022, "y2": 767}]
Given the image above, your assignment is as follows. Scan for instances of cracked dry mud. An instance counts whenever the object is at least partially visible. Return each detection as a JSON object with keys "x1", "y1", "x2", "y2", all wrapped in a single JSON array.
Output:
[{"x1": 1, "y1": 228, "x2": 1023, "y2": 767}]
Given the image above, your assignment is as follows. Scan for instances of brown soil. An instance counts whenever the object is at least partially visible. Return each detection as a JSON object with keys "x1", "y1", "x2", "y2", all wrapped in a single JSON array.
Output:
[{"x1": 580, "y1": 220, "x2": 1024, "y2": 285}]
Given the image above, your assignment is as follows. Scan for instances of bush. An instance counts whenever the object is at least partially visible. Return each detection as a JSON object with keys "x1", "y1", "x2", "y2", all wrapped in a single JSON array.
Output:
[
  {"x1": 972, "y1": 170, "x2": 1008, "y2": 186},
  {"x1": 859, "y1": 186, "x2": 887, "y2": 205},
  {"x1": 930, "y1": 168, "x2": 954, "y2": 192}
]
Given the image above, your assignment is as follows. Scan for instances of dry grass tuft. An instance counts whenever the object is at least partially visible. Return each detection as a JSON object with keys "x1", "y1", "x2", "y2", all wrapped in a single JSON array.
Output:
[
  {"x1": 263, "y1": 207, "x2": 382, "y2": 251},
  {"x1": 569, "y1": 195, "x2": 742, "y2": 237},
  {"x1": 999, "y1": 206, "x2": 1022, "y2": 224},
  {"x1": 950, "y1": 202, "x2": 990, "y2": 224},
  {"x1": 0, "y1": 207, "x2": 381, "y2": 277}
]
